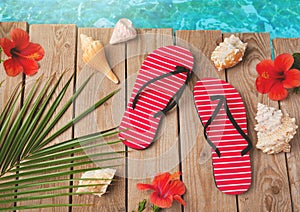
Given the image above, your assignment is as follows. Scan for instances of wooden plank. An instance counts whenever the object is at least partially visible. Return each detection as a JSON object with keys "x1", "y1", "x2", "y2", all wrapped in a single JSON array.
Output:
[
  {"x1": 126, "y1": 29, "x2": 180, "y2": 211},
  {"x1": 72, "y1": 28, "x2": 126, "y2": 211},
  {"x1": 17, "y1": 24, "x2": 77, "y2": 211},
  {"x1": 224, "y1": 33, "x2": 292, "y2": 212},
  {"x1": 0, "y1": 21, "x2": 27, "y2": 211},
  {"x1": 176, "y1": 30, "x2": 237, "y2": 211},
  {"x1": 273, "y1": 38, "x2": 300, "y2": 212}
]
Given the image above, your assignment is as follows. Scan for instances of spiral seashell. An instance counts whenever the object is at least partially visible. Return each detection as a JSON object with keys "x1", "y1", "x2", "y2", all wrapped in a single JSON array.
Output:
[{"x1": 80, "y1": 34, "x2": 119, "y2": 84}]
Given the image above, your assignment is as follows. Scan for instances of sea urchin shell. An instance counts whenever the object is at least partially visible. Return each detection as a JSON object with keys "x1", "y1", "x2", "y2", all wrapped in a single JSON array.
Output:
[{"x1": 255, "y1": 103, "x2": 298, "y2": 154}]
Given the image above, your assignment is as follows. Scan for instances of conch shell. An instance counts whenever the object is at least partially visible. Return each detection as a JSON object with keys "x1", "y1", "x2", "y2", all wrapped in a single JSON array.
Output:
[
  {"x1": 80, "y1": 34, "x2": 119, "y2": 84},
  {"x1": 255, "y1": 103, "x2": 298, "y2": 154},
  {"x1": 110, "y1": 18, "x2": 137, "y2": 45},
  {"x1": 211, "y1": 34, "x2": 247, "y2": 71},
  {"x1": 76, "y1": 168, "x2": 116, "y2": 197}
]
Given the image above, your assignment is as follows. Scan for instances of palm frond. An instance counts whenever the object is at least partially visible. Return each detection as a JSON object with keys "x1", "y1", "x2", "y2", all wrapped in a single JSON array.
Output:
[
  {"x1": 0, "y1": 81, "x2": 24, "y2": 155},
  {"x1": 0, "y1": 73, "x2": 123, "y2": 210}
]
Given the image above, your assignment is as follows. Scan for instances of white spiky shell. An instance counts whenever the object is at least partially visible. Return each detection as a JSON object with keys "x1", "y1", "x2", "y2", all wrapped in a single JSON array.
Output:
[
  {"x1": 211, "y1": 35, "x2": 247, "y2": 71},
  {"x1": 76, "y1": 168, "x2": 116, "y2": 197},
  {"x1": 80, "y1": 34, "x2": 119, "y2": 84},
  {"x1": 255, "y1": 103, "x2": 298, "y2": 154},
  {"x1": 110, "y1": 18, "x2": 137, "y2": 45}
]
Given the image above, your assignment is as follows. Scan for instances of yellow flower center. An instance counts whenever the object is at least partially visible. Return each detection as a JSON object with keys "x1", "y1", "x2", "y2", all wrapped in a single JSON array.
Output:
[{"x1": 262, "y1": 71, "x2": 269, "y2": 79}]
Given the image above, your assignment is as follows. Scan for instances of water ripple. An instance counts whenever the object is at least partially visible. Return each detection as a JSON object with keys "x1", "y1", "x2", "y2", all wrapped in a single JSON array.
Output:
[{"x1": 0, "y1": 0, "x2": 299, "y2": 39}]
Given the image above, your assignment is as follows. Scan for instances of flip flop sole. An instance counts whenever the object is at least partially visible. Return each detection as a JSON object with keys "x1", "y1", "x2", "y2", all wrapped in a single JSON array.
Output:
[
  {"x1": 194, "y1": 78, "x2": 252, "y2": 195},
  {"x1": 119, "y1": 46, "x2": 194, "y2": 149}
]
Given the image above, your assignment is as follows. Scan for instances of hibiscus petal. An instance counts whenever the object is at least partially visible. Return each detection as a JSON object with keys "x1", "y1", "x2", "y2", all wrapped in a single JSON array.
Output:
[
  {"x1": 152, "y1": 172, "x2": 171, "y2": 190},
  {"x1": 268, "y1": 82, "x2": 288, "y2": 101},
  {"x1": 282, "y1": 69, "x2": 300, "y2": 88},
  {"x1": 165, "y1": 180, "x2": 186, "y2": 196},
  {"x1": 10, "y1": 28, "x2": 30, "y2": 50},
  {"x1": 20, "y1": 43, "x2": 45, "y2": 61},
  {"x1": 150, "y1": 191, "x2": 173, "y2": 208},
  {"x1": 136, "y1": 183, "x2": 154, "y2": 191},
  {"x1": 255, "y1": 76, "x2": 276, "y2": 94},
  {"x1": 17, "y1": 57, "x2": 39, "y2": 76},
  {"x1": 173, "y1": 195, "x2": 186, "y2": 206},
  {"x1": 256, "y1": 59, "x2": 274, "y2": 75},
  {"x1": 0, "y1": 38, "x2": 15, "y2": 57},
  {"x1": 274, "y1": 53, "x2": 294, "y2": 72},
  {"x1": 3, "y1": 58, "x2": 23, "y2": 76}
]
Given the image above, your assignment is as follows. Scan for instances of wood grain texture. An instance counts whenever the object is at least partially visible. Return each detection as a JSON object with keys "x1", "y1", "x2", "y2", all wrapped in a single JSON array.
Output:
[
  {"x1": 225, "y1": 33, "x2": 292, "y2": 212},
  {"x1": 17, "y1": 24, "x2": 77, "y2": 212},
  {"x1": 126, "y1": 29, "x2": 181, "y2": 212},
  {"x1": 72, "y1": 28, "x2": 126, "y2": 212},
  {"x1": 273, "y1": 38, "x2": 300, "y2": 212},
  {"x1": 0, "y1": 21, "x2": 27, "y2": 212},
  {"x1": 176, "y1": 30, "x2": 237, "y2": 211},
  {"x1": 1, "y1": 22, "x2": 299, "y2": 212}
]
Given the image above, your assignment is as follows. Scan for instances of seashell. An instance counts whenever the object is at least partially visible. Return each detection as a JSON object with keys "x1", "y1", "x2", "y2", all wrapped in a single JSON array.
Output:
[
  {"x1": 80, "y1": 34, "x2": 119, "y2": 84},
  {"x1": 254, "y1": 103, "x2": 298, "y2": 154},
  {"x1": 109, "y1": 18, "x2": 137, "y2": 45},
  {"x1": 211, "y1": 34, "x2": 247, "y2": 71},
  {"x1": 76, "y1": 168, "x2": 116, "y2": 197}
]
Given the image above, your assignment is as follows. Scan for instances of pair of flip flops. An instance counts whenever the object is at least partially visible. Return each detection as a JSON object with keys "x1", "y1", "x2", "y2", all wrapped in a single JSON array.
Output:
[{"x1": 118, "y1": 46, "x2": 252, "y2": 195}]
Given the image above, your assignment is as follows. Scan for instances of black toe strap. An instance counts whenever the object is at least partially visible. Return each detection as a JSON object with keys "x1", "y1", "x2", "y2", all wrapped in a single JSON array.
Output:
[
  {"x1": 132, "y1": 66, "x2": 192, "y2": 117},
  {"x1": 203, "y1": 95, "x2": 252, "y2": 157}
]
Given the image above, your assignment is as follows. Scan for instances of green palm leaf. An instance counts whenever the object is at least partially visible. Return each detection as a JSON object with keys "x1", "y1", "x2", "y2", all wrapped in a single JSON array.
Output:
[{"x1": 0, "y1": 73, "x2": 122, "y2": 210}]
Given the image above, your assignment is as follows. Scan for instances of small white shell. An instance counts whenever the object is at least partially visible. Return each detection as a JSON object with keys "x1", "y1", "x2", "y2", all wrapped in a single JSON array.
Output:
[
  {"x1": 255, "y1": 103, "x2": 298, "y2": 154},
  {"x1": 211, "y1": 35, "x2": 247, "y2": 71},
  {"x1": 76, "y1": 168, "x2": 116, "y2": 197},
  {"x1": 110, "y1": 18, "x2": 137, "y2": 45}
]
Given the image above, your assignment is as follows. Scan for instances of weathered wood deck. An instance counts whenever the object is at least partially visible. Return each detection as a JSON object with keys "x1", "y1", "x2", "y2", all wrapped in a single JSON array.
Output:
[{"x1": 0, "y1": 22, "x2": 299, "y2": 212}]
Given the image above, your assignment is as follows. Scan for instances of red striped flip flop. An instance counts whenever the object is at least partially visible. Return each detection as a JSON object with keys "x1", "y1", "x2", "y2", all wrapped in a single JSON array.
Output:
[
  {"x1": 119, "y1": 46, "x2": 194, "y2": 149},
  {"x1": 193, "y1": 78, "x2": 252, "y2": 195}
]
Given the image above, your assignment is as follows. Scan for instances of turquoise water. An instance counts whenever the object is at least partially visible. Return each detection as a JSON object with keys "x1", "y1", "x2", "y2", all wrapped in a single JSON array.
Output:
[{"x1": 1, "y1": 0, "x2": 300, "y2": 39}]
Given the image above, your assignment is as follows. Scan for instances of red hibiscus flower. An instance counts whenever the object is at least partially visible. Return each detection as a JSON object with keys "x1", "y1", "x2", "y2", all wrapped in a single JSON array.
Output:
[
  {"x1": 256, "y1": 53, "x2": 300, "y2": 101},
  {"x1": 0, "y1": 28, "x2": 44, "y2": 76},
  {"x1": 137, "y1": 172, "x2": 186, "y2": 209}
]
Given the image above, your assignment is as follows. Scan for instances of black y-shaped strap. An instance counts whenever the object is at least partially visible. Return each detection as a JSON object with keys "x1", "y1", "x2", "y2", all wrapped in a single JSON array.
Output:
[
  {"x1": 132, "y1": 66, "x2": 192, "y2": 117},
  {"x1": 203, "y1": 95, "x2": 252, "y2": 157},
  {"x1": 203, "y1": 96, "x2": 223, "y2": 157}
]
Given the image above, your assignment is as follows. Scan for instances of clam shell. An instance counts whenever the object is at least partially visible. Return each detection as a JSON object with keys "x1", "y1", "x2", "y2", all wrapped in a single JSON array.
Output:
[
  {"x1": 80, "y1": 34, "x2": 119, "y2": 84},
  {"x1": 255, "y1": 103, "x2": 298, "y2": 154},
  {"x1": 211, "y1": 34, "x2": 247, "y2": 71},
  {"x1": 110, "y1": 18, "x2": 137, "y2": 45},
  {"x1": 76, "y1": 168, "x2": 116, "y2": 197}
]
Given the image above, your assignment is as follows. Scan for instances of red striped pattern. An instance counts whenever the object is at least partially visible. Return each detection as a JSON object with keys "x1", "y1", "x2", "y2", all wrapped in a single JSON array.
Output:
[
  {"x1": 119, "y1": 46, "x2": 194, "y2": 149},
  {"x1": 193, "y1": 78, "x2": 251, "y2": 195}
]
